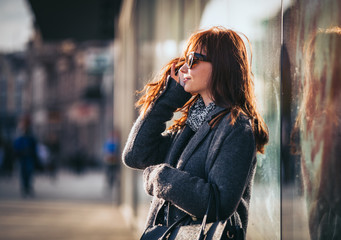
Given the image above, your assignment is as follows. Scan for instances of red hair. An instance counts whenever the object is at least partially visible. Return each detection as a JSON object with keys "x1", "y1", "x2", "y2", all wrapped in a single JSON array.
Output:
[{"x1": 137, "y1": 26, "x2": 269, "y2": 153}]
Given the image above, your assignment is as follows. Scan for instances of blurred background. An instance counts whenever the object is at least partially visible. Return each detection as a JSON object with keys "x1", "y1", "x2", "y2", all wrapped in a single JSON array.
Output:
[{"x1": 0, "y1": 0, "x2": 340, "y2": 240}]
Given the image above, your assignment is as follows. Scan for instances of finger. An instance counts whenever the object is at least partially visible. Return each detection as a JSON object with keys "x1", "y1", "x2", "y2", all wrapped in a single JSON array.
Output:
[
  {"x1": 170, "y1": 63, "x2": 175, "y2": 77},
  {"x1": 170, "y1": 63, "x2": 179, "y2": 82}
]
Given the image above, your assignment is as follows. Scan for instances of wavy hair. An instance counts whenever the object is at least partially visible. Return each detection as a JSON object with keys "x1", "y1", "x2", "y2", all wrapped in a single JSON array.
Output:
[{"x1": 137, "y1": 26, "x2": 269, "y2": 153}]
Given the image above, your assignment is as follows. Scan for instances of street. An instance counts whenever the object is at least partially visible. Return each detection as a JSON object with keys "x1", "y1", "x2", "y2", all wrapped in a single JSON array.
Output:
[{"x1": 0, "y1": 170, "x2": 137, "y2": 240}]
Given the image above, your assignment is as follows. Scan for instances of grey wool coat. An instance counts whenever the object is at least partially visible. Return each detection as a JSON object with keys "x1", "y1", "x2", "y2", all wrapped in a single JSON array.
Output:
[{"x1": 122, "y1": 77, "x2": 257, "y2": 234}]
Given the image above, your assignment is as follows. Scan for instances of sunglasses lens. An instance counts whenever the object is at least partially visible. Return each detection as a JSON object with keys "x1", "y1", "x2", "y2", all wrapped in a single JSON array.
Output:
[{"x1": 187, "y1": 54, "x2": 194, "y2": 68}]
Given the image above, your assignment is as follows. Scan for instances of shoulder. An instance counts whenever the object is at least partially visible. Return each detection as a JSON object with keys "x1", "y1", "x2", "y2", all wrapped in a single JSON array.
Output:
[
  {"x1": 235, "y1": 113, "x2": 253, "y2": 131},
  {"x1": 215, "y1": 112, "x2": 255, "y2": 148},
  {"x1": 206, "y1": 111, "x2": 254, "y2": 150},
  {"x1": 14, "y1": 136, "x2": 24, "y2": 143},
  {"x1": 218, "y1": 112, "x2": 253, "y2": 132}
]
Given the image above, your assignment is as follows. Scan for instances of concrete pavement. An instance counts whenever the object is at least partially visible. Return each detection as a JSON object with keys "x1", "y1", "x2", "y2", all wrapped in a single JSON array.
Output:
[
  {"x1": 0, "y1": 200, "x2": 136, "y2": 240},
  {"x1": 0, "y1": 170, "x2": 137, "y2": 240}
]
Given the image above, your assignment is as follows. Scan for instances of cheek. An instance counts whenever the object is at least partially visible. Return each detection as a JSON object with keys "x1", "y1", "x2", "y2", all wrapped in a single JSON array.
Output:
[
  {"x1": 190, "y1": 64, "x2": 212, "y2": 88},
  {"x1": 203, "y1": 69, "x2": 212, "y2": 86},
  {"x1": 205, "y1": 73, "x2": 212, "y2": 84}
]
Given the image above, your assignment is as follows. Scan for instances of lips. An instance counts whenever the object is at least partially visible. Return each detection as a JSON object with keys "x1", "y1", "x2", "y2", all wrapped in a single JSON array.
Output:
[{"x1": 183, "y1": 77, "x2": 191, "y2": 83}]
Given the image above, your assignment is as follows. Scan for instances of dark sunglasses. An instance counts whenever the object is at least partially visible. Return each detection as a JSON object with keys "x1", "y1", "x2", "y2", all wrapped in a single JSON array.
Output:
[{"x1": 185, "y1": 52, "x2": 210, "y2": 69}]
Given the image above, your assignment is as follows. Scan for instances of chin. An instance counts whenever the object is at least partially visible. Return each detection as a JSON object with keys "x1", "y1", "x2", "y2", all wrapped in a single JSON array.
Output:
[{"x1": 183, "y1": 85, "x2": 192, "y2": 93}]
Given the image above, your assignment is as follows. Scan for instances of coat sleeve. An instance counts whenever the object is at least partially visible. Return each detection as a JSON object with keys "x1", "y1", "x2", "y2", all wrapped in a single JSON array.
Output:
[
  {"x1": 143, "y1": 119, "x2": 256, "y2": 220},
  {"x1": 122, "y1": 77, "x2": 192, "y2": 170}
]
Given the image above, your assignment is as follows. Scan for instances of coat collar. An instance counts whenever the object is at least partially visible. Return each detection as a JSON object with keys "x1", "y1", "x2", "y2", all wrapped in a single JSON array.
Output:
[{"x1": 206, "y1": 105, "x2": 227, "y2": 121}]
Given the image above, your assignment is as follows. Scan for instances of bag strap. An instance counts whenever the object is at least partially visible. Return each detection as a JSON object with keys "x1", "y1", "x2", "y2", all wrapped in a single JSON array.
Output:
[
  {"x1": 158, "y1": 214, "x2": 189, "y2": 240},
  {"x1": 198, "y1": 184, "x2": 242, "y2": 240},
  {"x1": 159, "y1": 186, "x2": 215, "y2": 240},
  {"x1": 196, "y1": 184, "x2": 216, "y2": 240},
  {"x1": 211, "y1": 184, "x2": 238, "y2": 227},
  {"x1": 159, "y1": 184, "x2": 240, "y2": 240}
]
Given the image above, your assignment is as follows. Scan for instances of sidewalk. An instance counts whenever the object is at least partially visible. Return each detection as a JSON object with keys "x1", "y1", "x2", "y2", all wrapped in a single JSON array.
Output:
[{"x1": 0, "y1": 170, "x2": 137, "y2": 240}]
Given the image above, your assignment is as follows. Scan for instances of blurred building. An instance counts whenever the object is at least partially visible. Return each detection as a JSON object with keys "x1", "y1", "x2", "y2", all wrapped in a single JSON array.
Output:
[
  {"x1": 23, "y1": 29, "x2": 115, "y2": 170},
  {"x1": 2, "y1": 0, "x2": 123, "y2": 172}
]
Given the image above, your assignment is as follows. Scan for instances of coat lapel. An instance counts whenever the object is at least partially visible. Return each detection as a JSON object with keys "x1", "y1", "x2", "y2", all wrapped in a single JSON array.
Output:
[
  {"x1": 176, "y1": 122, "x2": 211, "y2": 170},
  {"x1": 167, "y1": 126, "x2": 194, "y2": 167},
  {"x1": 176, "y1": 106, "x2": 226, "y2": 170}
]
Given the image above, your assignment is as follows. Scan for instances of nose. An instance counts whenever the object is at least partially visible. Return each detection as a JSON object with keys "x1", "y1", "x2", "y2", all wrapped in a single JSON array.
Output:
[{"x1": 179, "y1": 63, "x2": 188, "y2": 73}]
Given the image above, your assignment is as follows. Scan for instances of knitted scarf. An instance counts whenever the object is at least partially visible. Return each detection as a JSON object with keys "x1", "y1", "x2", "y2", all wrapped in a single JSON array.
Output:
[{"x1": 186, "y1": 96, "x2": 216, "y2": 132}]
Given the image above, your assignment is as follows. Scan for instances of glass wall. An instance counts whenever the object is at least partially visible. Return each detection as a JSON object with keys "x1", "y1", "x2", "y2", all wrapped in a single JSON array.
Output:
[{"x1": 282, "y1": 0, "x2": 341, "y2": 239}]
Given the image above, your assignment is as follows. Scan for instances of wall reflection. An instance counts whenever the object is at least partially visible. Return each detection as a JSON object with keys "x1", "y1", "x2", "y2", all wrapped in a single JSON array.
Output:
[
  {"x1": 283, "y1": 0, "x2": 341, "y2": 239},
  {"x1": 297, "y1": 26, "x2": 341, "y2": 240}
]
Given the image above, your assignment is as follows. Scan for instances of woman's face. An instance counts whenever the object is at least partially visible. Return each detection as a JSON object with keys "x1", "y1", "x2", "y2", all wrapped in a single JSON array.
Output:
[{"x1": 179, "y1": 49, "x2": 213, "y2": 105}]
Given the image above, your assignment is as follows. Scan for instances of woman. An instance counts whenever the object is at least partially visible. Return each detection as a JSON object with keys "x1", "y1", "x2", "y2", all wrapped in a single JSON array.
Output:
[{"x1": 122, "y1": 26, "x2": 269, "y2": 237}]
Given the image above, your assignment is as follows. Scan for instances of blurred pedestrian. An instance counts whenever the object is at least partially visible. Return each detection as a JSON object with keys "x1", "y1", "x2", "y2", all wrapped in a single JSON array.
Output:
[
  {"x1": 37, "y1": 141, "x2": 50, "y2": 171},
  {"x1": 123, "y1": 26, "x2": 269, "y2": 238},
  {"x1": 103, "y1": 130, "x2": 120, "y2": 193},
  {"x1": 13, "y1": 115, "x2": 40, "y2": 197}
]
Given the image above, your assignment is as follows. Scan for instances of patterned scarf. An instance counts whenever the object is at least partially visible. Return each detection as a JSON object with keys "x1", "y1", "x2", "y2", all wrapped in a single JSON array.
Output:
[{"x1": 186, "y1": 96, "x2": 216, "y2": 132}]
